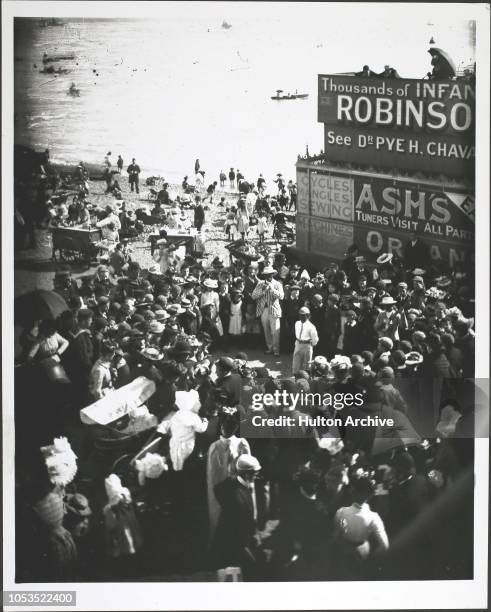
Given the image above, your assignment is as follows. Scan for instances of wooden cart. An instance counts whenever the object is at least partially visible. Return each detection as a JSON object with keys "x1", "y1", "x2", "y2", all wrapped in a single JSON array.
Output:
[{"x1": 51, "y1": 227, "x2": 101, "y2": 267}]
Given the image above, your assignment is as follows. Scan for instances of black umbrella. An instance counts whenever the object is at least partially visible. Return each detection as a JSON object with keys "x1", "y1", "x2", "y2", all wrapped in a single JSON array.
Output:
[{"x1": 15, "y1": 289, "x2": 69, "y2": 326}]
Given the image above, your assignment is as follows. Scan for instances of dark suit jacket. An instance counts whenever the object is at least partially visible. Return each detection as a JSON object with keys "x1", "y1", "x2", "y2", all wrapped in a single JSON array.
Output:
[
  {"x1": 403, "y1": 239, "x2": 430, "y2": 269},
  {"x1": 213, "y1": 477, "x2": 257, "y2": 566},
  {"x1": 216, "y1": 372, "x2": 242, "y2": 406},
  {"x1": 388, "y1": 474, "x2": 429, "y2": 537}
]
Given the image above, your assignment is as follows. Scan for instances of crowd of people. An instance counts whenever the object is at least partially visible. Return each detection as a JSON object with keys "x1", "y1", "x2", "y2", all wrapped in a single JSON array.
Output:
[{"x1": 14, "y1": 153, "x2": 475, "y2": 583}]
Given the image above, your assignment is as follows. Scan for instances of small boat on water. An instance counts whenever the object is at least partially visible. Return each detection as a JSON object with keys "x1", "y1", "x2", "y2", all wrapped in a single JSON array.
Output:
[
  {"x1": 42, "y1": 53, "x2": 76, "y2": 64},
  {"x1": 222, "y1": 20, "x2": 232, "y2": 29},
  {"x1": 39, "y1": 18, "x2": 64, "y2": 27},
  {"x1": 271, "y1": 89, "x2": 309, "y2": 100},
  {"x1": 40, "y1": 66, "x2": 70, "y2": 75}
]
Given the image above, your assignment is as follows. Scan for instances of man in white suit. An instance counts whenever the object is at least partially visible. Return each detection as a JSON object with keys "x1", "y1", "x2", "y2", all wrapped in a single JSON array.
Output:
[
  {"x1": 292, "y1": 306, "x2": 319, "y2": 374},
  {"x1": 251, "y1": 266, "x2": 284, "y2": 357}
]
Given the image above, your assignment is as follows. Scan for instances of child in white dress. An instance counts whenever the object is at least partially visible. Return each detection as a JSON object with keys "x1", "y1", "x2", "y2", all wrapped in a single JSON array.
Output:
[{"x1": 228, "y1": 290, "x2": 244, "y2": 342}]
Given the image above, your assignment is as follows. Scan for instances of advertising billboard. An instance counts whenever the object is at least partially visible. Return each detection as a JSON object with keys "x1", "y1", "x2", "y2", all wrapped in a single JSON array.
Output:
[
  {"x1": 353, "y1": 178, "x2": 474, "y2": 242},
  {"x1": 310, "y1": 172, "x2": 354, "y2": 221},
  {"x1": 295, "y1": 166, "x2": 474, "y2": 265},
  {"x1": 296, "y1": 168, "x2": 354, "y2": 221},
  {"x1": 309, "y1": 217, "x2": 354, "y2": 259},
  {"x1": 318, "y1": 75, "x2": 475, "y2": 177}
]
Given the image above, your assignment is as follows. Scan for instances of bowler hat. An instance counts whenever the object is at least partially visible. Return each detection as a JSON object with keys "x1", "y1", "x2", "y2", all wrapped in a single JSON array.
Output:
[{"x1": 65, "y1": 493, "x2": 92, "y2": 517}]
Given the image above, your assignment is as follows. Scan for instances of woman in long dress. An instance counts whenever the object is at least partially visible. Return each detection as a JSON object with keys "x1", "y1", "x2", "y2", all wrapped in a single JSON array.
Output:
[
  {"x1": 207, "y1": 408, "x2": 250, "y2": 546},
  {"x1": 200, "y1": 279, "x2": 223, "y2": 336},
  {"x1": 228, "y1": 290, "x2": 244, "y2": 341},
  {"x1": 236, "y1": 200, "x2": 249, "y2": 240}
]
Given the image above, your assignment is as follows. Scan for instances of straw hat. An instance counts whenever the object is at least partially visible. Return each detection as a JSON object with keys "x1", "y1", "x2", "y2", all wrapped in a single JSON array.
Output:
[
  {"x1": 203, "y1": 278, "x2": 218, "y2": 289},
  {"x1": 154, "y1": 309, "x2": 170, "y2": 321},
  {"x1": 140, "y1": 347, "x2": 163, "y2": 361},
  {"x1": 380, "y1": 295, "x2": 397, "y2": 306},
  {"x1": 435, "y1": 275, "x2": 452, "y2": 288},
  {"x1": 377, "y1": 253, "x2": 393, "y2": 265},
  {"x1": 149, "y1": 321, "x2": 165, "y2": 334},
  {"x1": 167, "y1": 303, "x2": 185, "y2": 315},
  {"x1": 236, "y1": 454, "x2": 261, "y2": 473},
  {"x1": 405, "y1": 351, "x2": 423, "y2": 365}
]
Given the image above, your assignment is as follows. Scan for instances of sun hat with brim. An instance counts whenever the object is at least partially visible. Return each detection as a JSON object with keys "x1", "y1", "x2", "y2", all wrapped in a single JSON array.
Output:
[
  {"x1": 154, "y1": 310, "x2": 170, "y2": 321},
  {"x1": 309, "y1": 355, "x2": 329, "y2": 367},
  {"x1": 203, "y1": 279, "x2": 218, "y2": 289},
  {"x1": 65, "y1": 493, "x2": 92, "y2": 517},
  {"x1": 405, "y1": 351, "x2": 423, "y2": 365},
  {"x1": 379, "y1": 279, "x2": 393, "y2": 285},
  {"x1": 236, "y1": 454, "x2": 261, "y2": 473},
  {"x1": 147, "y1": 264, "x2": 162, "y2": 275},
  {"x1": 377, "y1": 253, "x2": 393, "y2": 265},
  {"x1": 380, "y1": 296, "x2": 397, "y2": 305},
  {"x1": 299, "y1": 306, "x2": 310, "y2": 315},
  {"x1": 379, "y1": 337, "x2": 394, "y2": 350},
  {"x1": 355, "y1": 256, "x2": 366, "y2": 263},
  {"x1": 181, "y1": 298, "x2": 191, "y2": 307},
  {"x1": 435, "y1": 276, "x2": 452, "y2": 288},
  {"x1": 140, "y1": 347, "x2": 164, "y2": 361},
  {"x1": 149, "y1": 321, "x2": 165, "y2": 334},
  {"x1": 166, "y1": 323, "x2": 180, "y2": 334},
  {"x1": 262, "y1": 266, "x2": 276, "y2": 275},
  {"x1": 167, "y1": 304, "x2": 185, "y2": 315},
  {"x1": 412, "y1": 268, "x2": 426, "y2": 275}
]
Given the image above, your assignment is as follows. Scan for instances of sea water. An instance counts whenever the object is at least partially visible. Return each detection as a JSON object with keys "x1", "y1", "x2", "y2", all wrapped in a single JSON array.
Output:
[{"x1": 14, "y1": 6, "x2": 475, "y2": 184}]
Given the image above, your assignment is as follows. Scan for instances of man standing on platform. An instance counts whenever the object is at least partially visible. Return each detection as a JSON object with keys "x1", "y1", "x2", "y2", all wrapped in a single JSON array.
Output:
[
  {"x1": 292, "y1": 307, "x2": 319, "y2": 374},
  {"x1": 251, "y1": 266, "x2": 284, "y2": 357},
  {"x1": 127, "y1": 158, "x2": 141, "y2": 194}
]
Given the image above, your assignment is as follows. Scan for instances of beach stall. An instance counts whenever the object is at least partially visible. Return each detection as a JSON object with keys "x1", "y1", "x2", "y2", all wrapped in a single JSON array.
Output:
[{"x1": 51, "y1": 226, "x2": 101, "y2": 266}]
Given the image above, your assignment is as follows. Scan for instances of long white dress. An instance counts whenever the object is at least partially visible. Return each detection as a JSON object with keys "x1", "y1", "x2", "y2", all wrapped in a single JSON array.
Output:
[
  {"x1": 200, "y1": 290, "x2": 223, "y2": 335},
  {"x1": 229, "y1": 300, "x2": 243, "y2": 335},
  {"x1": 206, "y1": 435, "x2": 251, "y2": 545}
]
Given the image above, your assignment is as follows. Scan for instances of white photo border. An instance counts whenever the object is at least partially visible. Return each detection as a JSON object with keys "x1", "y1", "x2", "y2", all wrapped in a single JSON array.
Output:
[{"x1": 2, "y1": 2, "x2": 489, "y2": 610}]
